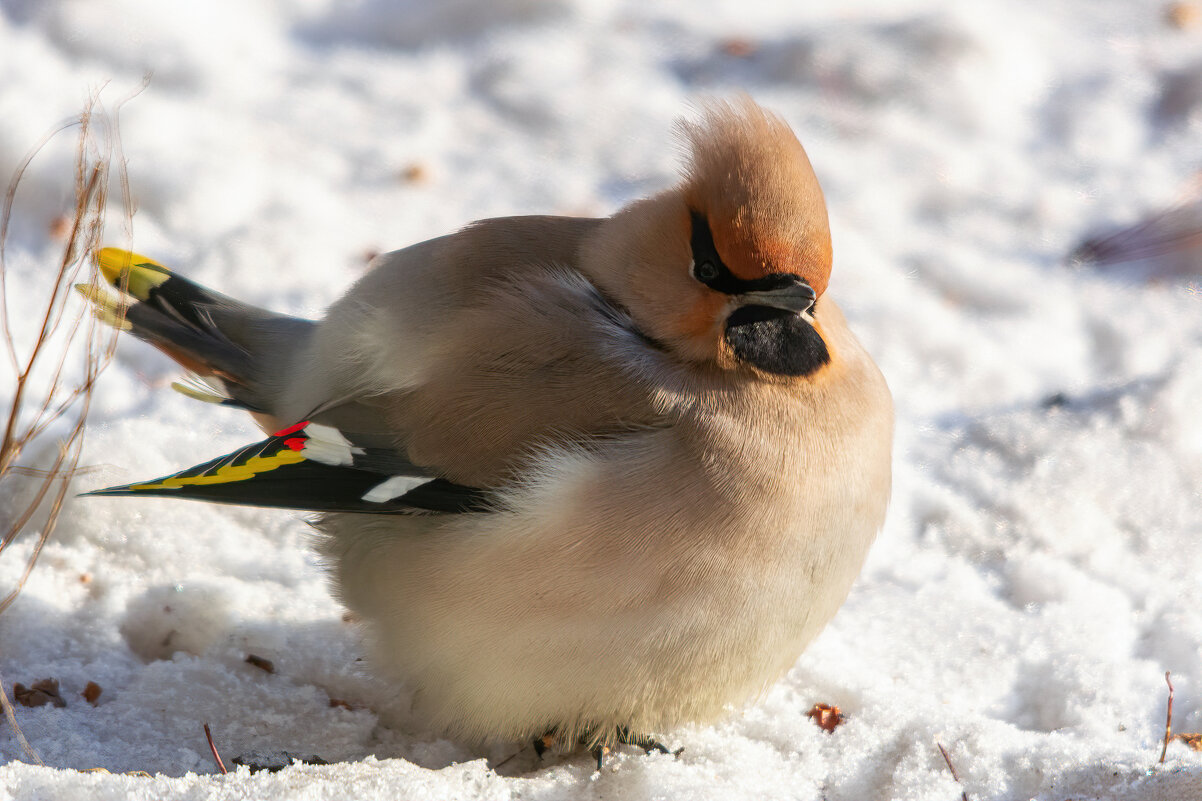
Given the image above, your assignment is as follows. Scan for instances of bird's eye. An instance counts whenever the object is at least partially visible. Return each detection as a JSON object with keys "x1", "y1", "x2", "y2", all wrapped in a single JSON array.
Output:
[{"x1": 694, "y1": 261, "x2": 719, "y2": 283}]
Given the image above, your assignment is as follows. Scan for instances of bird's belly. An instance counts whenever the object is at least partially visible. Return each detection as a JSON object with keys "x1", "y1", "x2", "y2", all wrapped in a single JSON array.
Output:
[{"x1": 317, "y1": 497, "x2": 877, "y2": 744}]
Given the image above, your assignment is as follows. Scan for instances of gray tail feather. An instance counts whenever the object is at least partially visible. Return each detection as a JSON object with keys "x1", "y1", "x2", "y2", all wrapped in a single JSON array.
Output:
[{"x1": 89, "y1": 249, "x2": 315, "y2": 416}]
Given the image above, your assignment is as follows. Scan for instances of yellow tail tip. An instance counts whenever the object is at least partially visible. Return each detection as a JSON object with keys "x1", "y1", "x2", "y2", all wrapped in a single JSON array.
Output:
[
  {"x1": 74, "y1": 283, "x2": 132, "y2": 330},
  {"x1": 96, "y1": 247, "x2": 171, "y2": 300},
  {"x1": 170, "y1": 381, "x2": 228, "y2": 404}
]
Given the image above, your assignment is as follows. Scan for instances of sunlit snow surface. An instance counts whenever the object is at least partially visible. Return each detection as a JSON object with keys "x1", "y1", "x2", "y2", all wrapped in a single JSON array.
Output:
[{"x1": 3, "y1": 1, "x2": 1202, "y2": 799}]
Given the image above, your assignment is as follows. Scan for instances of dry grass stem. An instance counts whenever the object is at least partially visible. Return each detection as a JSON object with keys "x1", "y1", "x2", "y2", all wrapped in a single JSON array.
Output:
[
  {"x1": 203, "y1": 723, "x2": 229, "y2": 775},
  {"x1": 1160, "y1": 671, "x2": 1175, "y2": 764},
  {"x1": 936, "y1": 741, "x2": 970, "y2": 801},
  {"x1": 0, "y1": 79, "x2": 146, "y2": 764}
]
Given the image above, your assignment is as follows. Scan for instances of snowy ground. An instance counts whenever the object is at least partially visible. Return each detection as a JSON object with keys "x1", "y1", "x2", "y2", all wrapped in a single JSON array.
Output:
[{"x1": 3, "y1": 1, "x2": 1202, "y2": 799}]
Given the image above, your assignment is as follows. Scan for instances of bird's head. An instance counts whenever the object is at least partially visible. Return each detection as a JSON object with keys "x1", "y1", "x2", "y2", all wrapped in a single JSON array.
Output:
[{"x1": 584, "y1": 98, "x2": 834, "y2": 379}]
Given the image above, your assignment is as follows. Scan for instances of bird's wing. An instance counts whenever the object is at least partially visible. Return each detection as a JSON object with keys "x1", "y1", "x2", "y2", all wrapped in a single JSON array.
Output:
[
  {"x1": 84, "y1": 419, "x2": 487, "y2": 514},
  {"x1": 85, "y1": 218, "x2": 680, "y2": 512},
  {"x1": 372, "y1": 266, "x2": 679, "y2": 487},
  {"x1": 276, "y1": 217, "x2": 681, "y2": 489},
  {"x1": 85, "y1": 263, "x2": 675, "y2": 512}
]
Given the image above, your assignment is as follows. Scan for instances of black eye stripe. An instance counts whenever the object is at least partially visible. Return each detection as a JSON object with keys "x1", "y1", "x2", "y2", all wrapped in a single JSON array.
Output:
[{"x1": 688, "y1": 210, "x2": 803, "y2": 294}]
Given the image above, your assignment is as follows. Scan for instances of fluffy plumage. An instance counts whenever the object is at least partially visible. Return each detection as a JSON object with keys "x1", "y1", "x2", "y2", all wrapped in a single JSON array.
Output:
[{"x1": 83, "y1": 98, "x2": 893, "y2": 750}]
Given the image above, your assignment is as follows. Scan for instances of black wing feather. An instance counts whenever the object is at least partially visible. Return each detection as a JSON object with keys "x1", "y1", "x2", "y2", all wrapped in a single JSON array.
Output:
[{"x1": 83, "y1": 421, "x2": 489, "y2": 514}]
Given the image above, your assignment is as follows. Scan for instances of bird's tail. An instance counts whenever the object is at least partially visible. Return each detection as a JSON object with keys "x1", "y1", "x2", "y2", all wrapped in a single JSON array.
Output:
[
  {"x1": 79, "y1": 248, "x2": 315, "y2": 424},
  {"x1": 78, "y1": 249, "x2": 482, "y2": 514}
]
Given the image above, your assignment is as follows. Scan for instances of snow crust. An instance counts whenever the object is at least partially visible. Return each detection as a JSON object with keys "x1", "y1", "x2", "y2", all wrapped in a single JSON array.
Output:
[{"x1": 2, "y1": 1, "x2": 1202, "y2": 798}]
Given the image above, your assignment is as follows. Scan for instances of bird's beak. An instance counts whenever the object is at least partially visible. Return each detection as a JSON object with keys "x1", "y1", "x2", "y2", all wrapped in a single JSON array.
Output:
[{"x1": 738, "y1": 280, "x2": 817, "y2": 314}]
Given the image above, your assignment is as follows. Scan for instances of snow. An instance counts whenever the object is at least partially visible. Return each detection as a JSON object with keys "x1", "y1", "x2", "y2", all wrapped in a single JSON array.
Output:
[{"x1": 3, "y1": 0, "x2": 1202, "y2": 799}]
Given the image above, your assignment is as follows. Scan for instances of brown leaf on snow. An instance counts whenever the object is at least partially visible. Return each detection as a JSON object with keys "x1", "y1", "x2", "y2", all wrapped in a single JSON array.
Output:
[
  {"x1": 81, "y1": 681, "x2": 102, "y2": 705},
  {"x1": 806, "y1": 703, "x2": 845, "y2": 733},
  {"x1": 13, "y1": 678, "x2": 67, "y2": 708},
  {"x1": 244, "y1": 654, "x2": 275, "y2": 674}
]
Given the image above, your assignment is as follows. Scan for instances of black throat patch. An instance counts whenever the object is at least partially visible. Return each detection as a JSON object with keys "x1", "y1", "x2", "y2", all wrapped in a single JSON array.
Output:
[{"x1": 724, "y1": 305, "x2": 830, "y2": 377}]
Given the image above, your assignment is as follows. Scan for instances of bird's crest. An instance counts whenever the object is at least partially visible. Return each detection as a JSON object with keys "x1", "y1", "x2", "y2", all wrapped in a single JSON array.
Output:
[{"x1": 677, "y1": 98, "x2": 832, "y2": 298}]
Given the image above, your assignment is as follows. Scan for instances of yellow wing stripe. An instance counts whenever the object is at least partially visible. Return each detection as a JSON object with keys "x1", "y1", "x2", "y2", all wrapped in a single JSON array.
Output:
[
  {"x1": 97, "y1": 247, "x2": 171, "y2": 301},
  {"x1": 130, "y1": 448, "x2": 306, "y2": 491}
]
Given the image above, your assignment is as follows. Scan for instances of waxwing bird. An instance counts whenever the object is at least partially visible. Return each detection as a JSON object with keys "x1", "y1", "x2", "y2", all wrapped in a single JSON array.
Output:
[{"x1": 81, "y1": 98, "x2": 893, "y2": 761}]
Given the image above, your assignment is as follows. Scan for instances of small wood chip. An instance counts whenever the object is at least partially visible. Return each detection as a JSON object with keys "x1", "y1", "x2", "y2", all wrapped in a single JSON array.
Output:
[
  {"x1": 398, "y1": 163, "x2": 429, "y2": 184},
  {"x1": 13, "y1": 679, "x2": 67, "y2": 708},
  {"x1": 806, "y1": 703, "x2": 845, "y2": 733},
  {"x1": 49, "y1": 215, "x2": 72, "y2": 238},
  {"x1": 720, "y1": 38, "x2": 758, "y2": 57},
  {"x1": 244, "y1": 654, "x2": 275, "y2": 674},
  {"x1": 81, "y1": 681, "x2": 102, "y2": 705},
  {"x1": 1165, "y1": 2, "x2": 1201, "y2": 29}
]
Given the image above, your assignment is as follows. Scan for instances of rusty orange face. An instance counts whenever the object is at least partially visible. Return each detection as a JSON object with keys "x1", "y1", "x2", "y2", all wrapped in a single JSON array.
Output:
[
  {"x1": 582, "y1": 101, "x2": 837, "y2": 377},
  {"x1": 709, "y1": 213, "x2": 831, "y2": 299}
]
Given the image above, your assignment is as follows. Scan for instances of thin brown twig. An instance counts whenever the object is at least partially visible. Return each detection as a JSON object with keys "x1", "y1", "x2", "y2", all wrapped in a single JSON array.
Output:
[
  {"x1": 203, "y1": 723, "x2": 228, "y2": 775},
  {"x1": 0, "y1": 118, "x2": 79, "y2": 371},
  {"x1": 1160, "y1": 671, "x2": 1175, "y2": 764},
  {"x1": 0, "y1": 161, "x2": 104, "y2": 476},
  {"x1": 0, "y1": 159, "x2": 102, "y2": 555},
  {"x1": 109, "y1": 73, "x2": 152, "y2": 245},
  {"x1": 19, "y1": 167, "x2": 105, "y2": 433},
  {"x1": 492, "y1": 748, "x2": 522, "y2": 771},
  {"x1": 0, "y1": 445, "x2": 69, "y2": 614},
  {"x1": 0, "y1": 411, "x2": 71, "y2": 555},
  {"x1": 0, "y1": 81, "x2": 140, "y2": 763},
  {"x1": 1, "y1": 464, "x2": 100, "y2": 479},
  {"x1": 936, "y1": 741, "x2": 970, "y2": 801},
  {"x1": 0, "y1": 675, "x2": 44, "y2": 766}
]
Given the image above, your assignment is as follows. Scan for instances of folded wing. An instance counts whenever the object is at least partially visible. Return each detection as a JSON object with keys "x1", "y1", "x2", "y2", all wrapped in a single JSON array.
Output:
[{"x1": 83, "y1": 420, "x2": 488, "y2": 514}]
